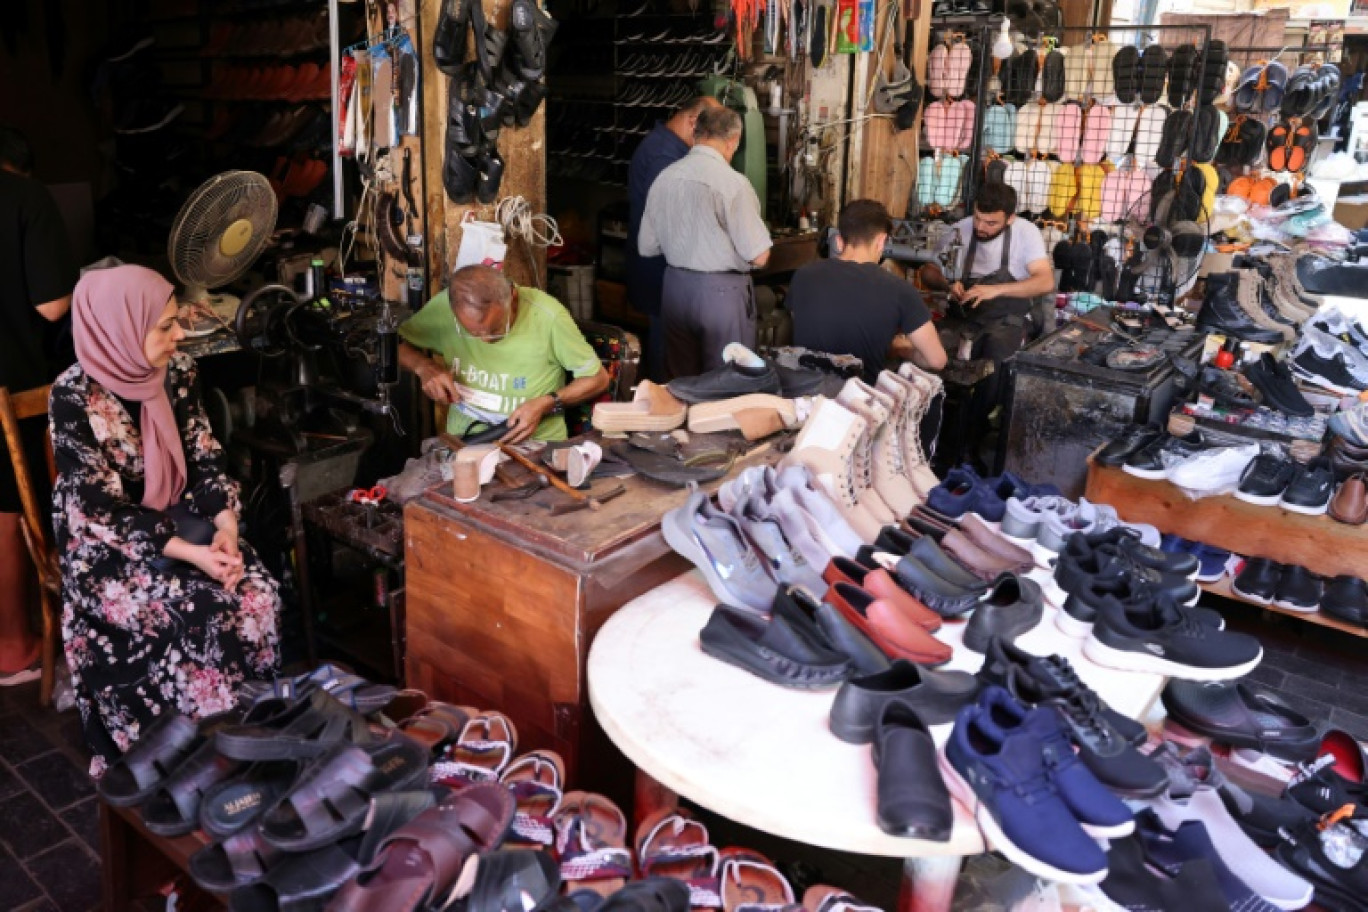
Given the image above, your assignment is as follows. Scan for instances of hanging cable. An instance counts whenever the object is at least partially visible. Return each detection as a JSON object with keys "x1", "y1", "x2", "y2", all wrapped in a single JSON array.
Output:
[{"x1": 495, "y1": 195, "x2": 563, "y2": 290}]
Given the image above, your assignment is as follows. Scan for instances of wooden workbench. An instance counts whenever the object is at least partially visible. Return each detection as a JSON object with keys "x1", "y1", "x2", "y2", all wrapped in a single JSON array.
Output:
[{"x1": 403, "y1": 441, "x2": 778, "y2": 793}]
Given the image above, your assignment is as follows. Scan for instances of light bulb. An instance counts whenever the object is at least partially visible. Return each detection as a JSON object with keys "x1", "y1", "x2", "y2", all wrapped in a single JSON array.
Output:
[{"x1": 992, "y1": 19, "x2": 1013, "y2": 59}]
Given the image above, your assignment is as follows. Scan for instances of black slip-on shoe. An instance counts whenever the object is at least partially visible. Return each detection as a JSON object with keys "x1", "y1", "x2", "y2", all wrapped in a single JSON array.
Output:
[
  {"x1": 698, "y1": 605, "x2": 851, "y2": 689},
  {"x1": 1321, "y1": 575, "x2": 1368, "y2": 626},
  {"x1": 830, "y1": 659, "x2": 978, "y2": 744},
  {"x1": 773, "y1": 585, "x2": 891, "y2": 677},
  {"x1": 872, "y1": 699, "x2": 953, "y2": 840},
  {"x1": 962, "y1": 575, "x2": 1043, "y2": 653},
  {"x1": 667, "y1": 360, "x2": 781, "y2": 404},
  {"x1": 1162, "y1": 679, "x2": 1321, "y2": 763},
  {"x1": 1272, "y1": 564, "x2": 1324, "y2": 613},
  {"x1": 1231, "y1": 556, "x2": 1282, "y2": 605},
  {"x1": 1096, "y1": 424, "x2": 1164, "y2": 467}
]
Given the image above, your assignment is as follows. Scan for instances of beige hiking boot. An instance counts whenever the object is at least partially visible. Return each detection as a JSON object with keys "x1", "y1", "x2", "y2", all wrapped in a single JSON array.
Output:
[
  {"x1": 843, "y1": 378, "x2": 920, "y2": 516},
  {"x1": 889, "y1": 367, "x2": 943, "y2": 495},
  {"x1": 835, "y1": 379, "x2": 899, "y2": 525},
  {"x1": 1269, "y1": 254, "x2": 1321, "y2": 308},
  {"x1": 1265, "y1": 270, "x2": 1314, "y2": 323},
  {"x1": 779, "y1": 396, "x2": 883, "y2": 543},
  {"x1": 1234, "y1": 270, "x2": 1296, "y2": 342}
]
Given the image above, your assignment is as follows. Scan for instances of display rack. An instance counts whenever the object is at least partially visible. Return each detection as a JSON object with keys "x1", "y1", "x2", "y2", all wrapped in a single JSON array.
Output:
[{"x1": 1085, "y1": 459, "x2": 1368, "y2": 637}]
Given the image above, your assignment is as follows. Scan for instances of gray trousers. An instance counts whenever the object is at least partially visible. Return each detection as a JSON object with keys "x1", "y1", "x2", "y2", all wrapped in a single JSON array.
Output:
[{"x1": 661, "y1": 266, "x2": 756, "y2": 381}]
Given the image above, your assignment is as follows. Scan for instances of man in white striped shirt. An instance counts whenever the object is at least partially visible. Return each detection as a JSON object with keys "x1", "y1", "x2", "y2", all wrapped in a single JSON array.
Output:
[{"x1": 638, "y1": 106, "x2": 772, "y2": 380}]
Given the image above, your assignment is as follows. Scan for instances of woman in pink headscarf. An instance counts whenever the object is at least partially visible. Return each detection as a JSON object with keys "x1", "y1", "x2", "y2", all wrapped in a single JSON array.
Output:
[{"x1": 51, "y1": 264, "x2": 280, "y2": 776}]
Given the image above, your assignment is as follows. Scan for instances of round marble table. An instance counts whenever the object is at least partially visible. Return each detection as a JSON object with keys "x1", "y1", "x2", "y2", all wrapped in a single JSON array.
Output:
[{"x1": 587, "y1": 569, "x2": 1167, "y2": 911}]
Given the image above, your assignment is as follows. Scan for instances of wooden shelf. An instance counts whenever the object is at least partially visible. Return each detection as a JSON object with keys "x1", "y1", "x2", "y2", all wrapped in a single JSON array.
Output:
[
  {"x1": 1086, "y1": 458, "x2": 1368, "y2": 639},
  {"x1": 1200, "y1": 575, "x2": 1368, "y2": 638}
]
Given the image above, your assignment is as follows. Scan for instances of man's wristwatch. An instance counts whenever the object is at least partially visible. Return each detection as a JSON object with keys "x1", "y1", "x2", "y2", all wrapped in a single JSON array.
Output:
[{"x1": 548, "y1": 392, "x2": 565, "y2": 415}]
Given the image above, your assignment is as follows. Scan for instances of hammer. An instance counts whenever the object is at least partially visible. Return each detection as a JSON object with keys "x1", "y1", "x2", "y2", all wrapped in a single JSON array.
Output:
[{"x1": 499, "y1": 444, "x2": 603, "y2": 510}]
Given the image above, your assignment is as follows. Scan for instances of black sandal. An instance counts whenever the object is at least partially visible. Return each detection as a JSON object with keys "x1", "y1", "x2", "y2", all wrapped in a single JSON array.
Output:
[
  {"x1": 466, "y1": 850, "x2": 564, "y2": 912},
  {"x1": 257, "y1": 734, "x2": 430, "y2": 852},
  {"x1": 199, "y1": 759, "x2": 303, "y2": 837},
  {"x1": 190, "y1": 828, "x2": 284, "y2": 893},
  {"x1": 215, "y1": 689, "x2": 373, "y2": 762},
  {"x1": 141, "y1": 738, "x2": 244, "y2": 837},
  {"x1": 100, "y1": 711, "x2": 221, "y2": 807}
]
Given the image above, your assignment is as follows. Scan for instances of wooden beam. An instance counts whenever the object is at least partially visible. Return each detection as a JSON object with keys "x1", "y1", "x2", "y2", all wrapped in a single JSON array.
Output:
[{"x1": 855, "y1": 0, "x2": 925, "y2": 217}]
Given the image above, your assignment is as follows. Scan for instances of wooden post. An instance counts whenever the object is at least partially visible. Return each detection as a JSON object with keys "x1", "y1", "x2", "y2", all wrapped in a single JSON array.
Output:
[{"x1": 855, "y1": 0, "x2": 928, "y2": 217}]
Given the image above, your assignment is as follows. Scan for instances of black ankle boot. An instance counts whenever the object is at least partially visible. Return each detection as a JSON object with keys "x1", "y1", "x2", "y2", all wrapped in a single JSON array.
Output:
[{"x1": 1196, "y1": 273, "x2": 1285, "y2": 343}]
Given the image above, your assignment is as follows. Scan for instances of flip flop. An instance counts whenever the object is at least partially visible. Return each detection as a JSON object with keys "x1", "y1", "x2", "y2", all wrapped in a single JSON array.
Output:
[
  {"x1": 1282, "y1": 65, "x2": 1318, "y2": 118},
  {"x1": 1036, "y1": 102, "x2": 1062, "y2": 156},
  {"x1": 1015, "y1": 101, "x2": 1043, "y2": 155},
  {"x1": 719, "y1": 849, "x2": 794, "y2": 912},
  {"x1": 983, "y1": 103, "x2": 1016, "y2": 154},
  {"x1": 1249, "y1": 175, "x2": 1278, "y2": 207},
  {"x1": 1106, "y1": 103, "x2": 1140, "y2": 161},
  {"x1": 1007, "y1": 49, "x2": 1038, "y2": 107},
  {"x1": 435, "y1": 711, "x2": 519, "y2": 786},
  {"x1": 554, "y1": 791, "x2": 634, "y2": 896},
  {"x1": 1198, "y1": 39, "x2": 1228, "y2": 105},
  {"x1": 1232, "y1": 64, "x2": 1263, "y2": 113},
  {"x1": 216, "y1": 688, "x2": 374, "y2": 762},
  {"x1": 955, "y1": 99, "x2": 976, "y2": 150},
  {"x1": 1075, "y1": 163, "x2": 1106, "y2": 219},
  {"x1": 1134, "y1": 104, "x2": 1168, "y2": 164},
  {"x1": 1080, "y1": 102, "x2": 1112, "y2": 164},
  {"x1": 501, "y1": 750, "x2": 566, "y2": 849},
  {"x1": 635, "y1": 808, "x2": 722, "y2": 908},
  {"x1": 239, "y1": 664, "x2": 398, "y2": 716},
  {"x1": 1047, "y1": 162, "x2": 1077, "y2": 216},
  {"x1": 932, "y1": 155, "x2": 965, "y2": 208},
  {"x1": 199, "y1": 758, "x2": 303, "y2": 837},
  {"x1": 1166, "y1": 43, "x2": 1198, "y2": 107},
  {"x1": 927, "y1": 43, "x2": 949, "y2": 99},
  {"x1": 802, "y1": 886, "x2": 880, "y2": 912},
  {"x1": 1155, "y1": 108, "x2": 1192, "y2": 169},
  {"x1": 1261, "y1": 61, "x2": 1288, "y2": 112},
  {"x1": 1041, "y1": 49, "x2": 1066, "y2": 102},
  {"x1": 1091, "y1": 38, "x2": 1116, "y2": 98},
  {"x1": 1003, "y1": 159, "x2": 1030, "y2": 202},
  {"x1": 1063, "y1": 43, "x2": 1089, "y2": 96},
  {"x1": 1267, "y1": 119, "x2": 1293, "y2": 171},
  {"x1": 329, "y1": 783, "x2": 518, "y2": 912},
  {"x1": 257, "y1": 733, "x2": 431, "y2": 852},
  {"x1": 1226, "y1": 174, "x2": 1255, "y2": 201},
  {"x1": 190, "y1": 828, "x2": 285, "y2": 893},
  {"x1": 1054, "y1": 101, "x2": 1084, "y2": 163},
  {"x1": 916, "y1": 155, "x2": 936, "y2": 207},
  {"x1": 1024, "y1": 158, "x2": 1054, "y2": 213},
  {"x1": 1190, "y1": 104, "x2": 1221, "y2": 164},
  {"x1": 1113, "y1": 44, "x2": 1140, "y2": 104},
  {"x1": 1287, "y1": 119, "x2": 1318, "y2": 173},
  {"x1": 946, "y1": 39, "x2": 973, "y2": 99},
  {"x1": 466, "y1": 850, "x2": 565, "y2": 912},
  {"x1": 923, "y1": 99, "x2": 956, "y2": 150},
  {"x1": 1101, "y1": 168, "x2": 1129, "y2": 221},
  {"x1": 1138, "y1": 44, "x2": 1168, "y2": 105},
  {"x1": 399, "y1": 701, "x2": 477, "y2": 754},
  {"x1": 1123, "y1": 166, "x2": 1152, "y2": 217}
]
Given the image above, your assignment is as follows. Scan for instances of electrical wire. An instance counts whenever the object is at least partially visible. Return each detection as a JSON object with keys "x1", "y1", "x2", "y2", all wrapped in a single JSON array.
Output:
[{"x1": 495, "y1": 195, "x2": 563, "y2": 290}]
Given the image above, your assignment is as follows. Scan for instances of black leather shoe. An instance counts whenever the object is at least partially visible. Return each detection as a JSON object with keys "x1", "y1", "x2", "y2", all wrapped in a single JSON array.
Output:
[
  {"x1": 1280, "y1": 460, "x2": 1335, "y2": 515},
  {"x1": 1197, "y1": 272, "x2": 1285, "y2": 344},
  {"x1": 1273, "y1": 564, "x2": 1324, "y2": 613},
  {"x1": 1096, "y1": 424, "x2": 1163, "y2": 467},
  {"x1": 1322, "y1": 575, "x2": 1368, "y2": 626},
  {"x1": 1162, "y1": 680, "x2": 1320, "y2": 763},
  {"x1": 1231, "y1": 556, "x2": 1282, "y2": 605},
  {"x1": 906, "y1": 535, "x2": 986, "y2": 591},
  {"x1": 830, "y1": 659, "x2": 979, "y2": 743},
  {"x1": 872, "y1": 699, "x2": 953, "y2": 840},
  {"x1": 666, "y1": 360, "x2": 781, "y2": 404},
  {"x1": 1122, "y1": 429, "x2": 1206, "y2": 479},
  {"x1": 772, "y1": 586, "x2": 890, "y2": 676},
  {"x1": 962, "y1": 575, "x2": 1044, "y2": 653},
  {"x1": 893, "y1": 554, "x2": 983, "y2": 617},
  {"x1": 1081, "y1": 528, "x2": 1198, "y2": 579},
  {"x1": 976, "y1": 638, "x2": 1148, "y2": 747},
  {"x1": 699, "y1": 606, "x2": 851, "y2": 689}
]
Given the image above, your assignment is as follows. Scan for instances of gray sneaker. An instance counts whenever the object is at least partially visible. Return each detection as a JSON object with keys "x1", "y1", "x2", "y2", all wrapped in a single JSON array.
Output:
[
  {"x1": 1000, "y1": 495, "x2": 1074, "y2": 540},
  {"x1": 661, "y1": 484, "x2": 778, "y2": 615},
  {"x1": 732, "y1": 493, "x2": 829, "y2": 598}
]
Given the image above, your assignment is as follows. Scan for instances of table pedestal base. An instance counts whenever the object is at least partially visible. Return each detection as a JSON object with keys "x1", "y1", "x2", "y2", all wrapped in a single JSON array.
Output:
[{"x1": 631, "y1": 770, "x2": 963, "y2": 912}]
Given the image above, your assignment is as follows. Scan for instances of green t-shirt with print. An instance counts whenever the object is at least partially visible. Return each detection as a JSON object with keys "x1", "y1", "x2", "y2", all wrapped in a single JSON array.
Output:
[{"x1": 399, "y1": 285, "x2": 601, "y2": 441}]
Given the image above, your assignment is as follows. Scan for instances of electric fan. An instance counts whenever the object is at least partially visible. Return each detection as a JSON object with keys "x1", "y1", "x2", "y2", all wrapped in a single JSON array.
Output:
[
  {"x1": 167, "y1": 170, "x2": 278, "y2": 335},
  {"x1": 1109, "y1": 188, "x2": 1208, "y2": 307}
]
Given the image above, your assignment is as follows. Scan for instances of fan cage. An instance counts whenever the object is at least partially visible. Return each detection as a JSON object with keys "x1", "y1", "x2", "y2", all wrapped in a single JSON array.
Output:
[{"x1": 168, "y1": 170, "x2": 278, "y2": 291}]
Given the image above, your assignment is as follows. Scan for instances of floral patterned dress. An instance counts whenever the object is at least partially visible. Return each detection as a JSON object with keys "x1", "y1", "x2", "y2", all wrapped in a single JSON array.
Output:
[{"x1": 51, "y1": 352, "x2": 280, "y2": 776}]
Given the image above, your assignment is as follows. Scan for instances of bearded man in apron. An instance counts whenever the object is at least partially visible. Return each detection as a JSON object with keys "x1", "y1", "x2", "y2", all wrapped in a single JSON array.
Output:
[{"x1": 923, "y1": 183, "x2": 1056, "y2": 464}]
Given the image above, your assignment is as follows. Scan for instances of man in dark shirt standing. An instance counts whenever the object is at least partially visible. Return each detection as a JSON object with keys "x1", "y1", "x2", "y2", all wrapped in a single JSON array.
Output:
[
  {"x1": 788, "y1": 199, "x2": 946, "y2": 383},
  {"x1": 626, "y1": 95, "x2": 719, "y2": 380},
  {"x1": 0, "y1": 126, "x2": 76, "y2": 684}
]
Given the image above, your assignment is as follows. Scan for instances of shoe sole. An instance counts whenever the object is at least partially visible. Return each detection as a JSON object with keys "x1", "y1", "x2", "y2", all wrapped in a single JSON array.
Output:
[
  {"x1": 1229, "y1": 581, "x2": 1274, "y2": 605},
  {"x1": 1270, "y1": 597, "x2": 1320, "y2": 613},
  {"x1": 1194, "y1": 568, "x2": 1226, "y2": 583},
  {"x1": 1289, "y1": 365, "x2": 1363, "y2": 396},
  {"x1": 686, "y1": 394, "x2": 797, "y2": 434},
  {"x1": 1279, "y1": 498, "x2": 1330, "y2": 516},
  {"x1": 1054, "y1": 609, "x2": 1093, "y2": 639},
  {"x1": 936, "y1": 750, "x2": 1107, "y2": 886},
  {"x1": 660, "y1": 508, "x2": 774, "y2": 615},
  {"x1": 1234, "y1": 489, "x2": 1285, "y2": 506},
  {"x1": 1082, "y1": 637, "x2": 1263, "y2": 681},
  {"x1": 1121, "y1": 464, "x2": 1169, "y2": 480}
]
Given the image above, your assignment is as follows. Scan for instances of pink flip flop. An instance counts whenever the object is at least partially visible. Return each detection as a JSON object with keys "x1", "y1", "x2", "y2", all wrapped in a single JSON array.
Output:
[
  {"x1": 1100, "y1": 168, "x2": 1129, "y2": 221},
  {"x1": 927, "y1": 43, "x2": 949, "y2": 99},
  {"x1": 952, "y1": 99, "x2": 976, "y2": 150},
  {"x1": 946, "y1": 39, "x2": 973, "y2": 99},
  {"x1": 1054, "y1": 101, "x2": 1084, "y2": 163},
  {"x1": 923, "y1": 99, "x2": 958, "y2": 150},
  {"x1": 1080, "y1": 102, "x2": 1112, "y2": 164}
]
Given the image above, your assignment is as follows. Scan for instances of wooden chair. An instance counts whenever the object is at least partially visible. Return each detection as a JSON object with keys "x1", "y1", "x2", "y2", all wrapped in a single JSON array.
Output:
[{"x1": 0, "y1": 385, "x2": 59, "y2": 705}]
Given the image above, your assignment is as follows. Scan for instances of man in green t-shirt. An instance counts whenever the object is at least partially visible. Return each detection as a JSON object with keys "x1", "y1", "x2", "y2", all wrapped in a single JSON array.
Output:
[{"x1": 397, "y1": 265, "x2": 609, "y2": 443}]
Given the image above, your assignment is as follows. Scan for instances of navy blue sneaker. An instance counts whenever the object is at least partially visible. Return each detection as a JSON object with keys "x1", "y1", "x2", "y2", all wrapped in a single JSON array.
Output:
[
  {"x1": 977, "y1": 688, "x2": 1138, "y2": 833},
  {"x1": 926, "y1": 465, "x2": 1007, "y2": 521},
  {"x1": 941, "y1": 688, "x2": 1109, "y2": 884},
  {"x1": 989, "y1": 470, "x2": 1062, "y2": 501},
  {"x1": 1192, "y1": 542, "x2": 1231, "y2": 583}
]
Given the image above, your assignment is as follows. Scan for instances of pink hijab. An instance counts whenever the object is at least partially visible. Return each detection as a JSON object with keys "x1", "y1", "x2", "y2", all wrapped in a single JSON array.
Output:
[{"x1": 72, "y1": 265, "x2": 187, "y2": 511}]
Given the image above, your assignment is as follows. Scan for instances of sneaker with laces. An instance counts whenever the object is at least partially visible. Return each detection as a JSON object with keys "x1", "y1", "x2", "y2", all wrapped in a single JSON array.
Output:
[
  {"x1": 773, "y1": 465, "x2": 864, "y2": 558},
  {"x1": 1236, "y1": 451, "x2": 1297, "y2": 505},
  {"x1": 1280, "y1": 459, "x2": 1335, "y2": 514},
  {"x1": 730, "y1": 493, "x2": 828, "y2": 597},
  {"x1": 926, "y1": 465, "x2": 1007, "y2": 521},
  {"x1": 661, "y1": 483, "x2": 777, "y2": 615},
  {"x1": 1084, "y1": 590, "x2": 1263, "y2": 680},
  {"x1": 941, "y1": 691, "x2": 1110, "y2": 884},
  {"x1": 838, "y1": 379, "x2": 919, "y2": 517},
  {"x1": 1296, "y1": 326, "x2": 1368, "y2": 389},
  {"x1": 1308, "y1": 305, "x2": 1368, "y2": 356},
  {"x1": 1290, "y1": 342, "x2": 1365, "y2": 395},
  {"x1": 1166, "y1": 443, "x2": 1260, "y2": 498},
  {"x1": 779, "y1": 398, "x2": 882, "y2": 543},
  {"x1": 1000, "y1": 494, "x2": 1074, "y2": 540},
  {"x1": 1275, "y1": 817, "x2": 1368, "y2": 912}
]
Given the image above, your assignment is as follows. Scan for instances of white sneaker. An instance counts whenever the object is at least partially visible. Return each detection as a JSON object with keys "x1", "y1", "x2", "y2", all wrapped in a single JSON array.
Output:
[{"x1": 1166, "y1": 444, "x2": 1260, "y2": 499}]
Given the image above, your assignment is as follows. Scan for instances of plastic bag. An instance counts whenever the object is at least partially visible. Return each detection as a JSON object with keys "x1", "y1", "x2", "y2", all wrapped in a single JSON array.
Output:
[{"x1": 454, "y1": 214, "x2": 508, "y2": 270}]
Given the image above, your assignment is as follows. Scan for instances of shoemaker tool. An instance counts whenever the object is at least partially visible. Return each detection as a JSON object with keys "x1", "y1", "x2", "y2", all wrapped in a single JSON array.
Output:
[
  {"x1": 498, "y1": 444, "x2": 605, "y2": 510},
  {"x1": 550, "y1": 483, "x2": 626, "y2": 515},
  {"x1": 491, "y1": 476, "x2": 549, "y2": 502},
  {"x1": 1074, "y1": 315, "x2": 1140, "y2": 346}
]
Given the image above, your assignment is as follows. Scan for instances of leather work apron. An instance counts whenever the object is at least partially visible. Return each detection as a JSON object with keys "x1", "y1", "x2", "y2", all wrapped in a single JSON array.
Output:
[{"x1": 961, "y1": 223, "x2": 1032, "y2": 326}]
